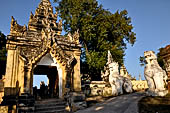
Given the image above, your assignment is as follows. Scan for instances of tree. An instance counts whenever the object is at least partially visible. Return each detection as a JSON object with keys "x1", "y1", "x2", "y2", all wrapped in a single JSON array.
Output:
[
  {"x1": 157, "y1": 48, "x2": 166, "y2": 70},
  {"x1": 0, "y1": 31, "x2": 7, "y2": 78},
  {"x1": 55, "y1": 0, "x2": 136, "y2": 80},
  {"x1": 139, "y1": 56, "x2": 145, "y2": 67}
]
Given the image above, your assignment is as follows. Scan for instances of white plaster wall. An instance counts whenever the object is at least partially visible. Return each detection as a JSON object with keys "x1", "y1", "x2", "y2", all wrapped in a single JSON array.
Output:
[
  {"x1": 52, "y1": 56, "x2": 63, "y2": 98},
  {"x1": 37, "y1": 53, "x2": 54, "y2": 66},
  {"x1": 56, "y1": 63, "x2": 63, "y2": 98}
]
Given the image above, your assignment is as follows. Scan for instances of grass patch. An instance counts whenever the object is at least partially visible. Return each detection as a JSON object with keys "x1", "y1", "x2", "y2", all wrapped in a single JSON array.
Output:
[{"x1": 138, "y1": 96, "x2": 170, "y2": 113}]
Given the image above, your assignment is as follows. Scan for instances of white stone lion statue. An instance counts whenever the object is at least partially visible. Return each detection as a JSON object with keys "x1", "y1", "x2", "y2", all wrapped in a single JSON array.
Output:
[
  {"x1": 144, "y1": 51, "x2": 168, "y2": 96},
  {"x1": 106, "y1": 51, "x2": 133, "y2": 96},
  {"x1": 108, "y1": 61, "x2": 123, "y2": 95}
]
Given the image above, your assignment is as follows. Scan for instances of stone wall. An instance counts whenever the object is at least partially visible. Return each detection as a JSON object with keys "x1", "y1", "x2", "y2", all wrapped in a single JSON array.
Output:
[
  {"x1": 131, "y1": 80, "x2": 148, "y2": 91},
  {"x1": 83, "y1": 81, "x2": 112, "y2": 97},
  {"x1": 0, "y1": 79, "x2": 4, "y2": 103},
  {"x1": 83, "y1": 80, "x2": 148, "y2": 97},
  {"x1": 0, "y1": 106, "x2": 8, "y2": 113}
]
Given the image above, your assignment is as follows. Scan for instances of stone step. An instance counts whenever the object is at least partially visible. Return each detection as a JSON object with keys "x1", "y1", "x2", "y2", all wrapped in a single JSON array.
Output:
[
  {"x1": 34, "y1": 98, "x2": 68, "y2": 113},
  {"x1": 35, "y1": 106, "x2": 66, "y2": 111},
  {"x1": 35, "y1": 102, "x2": 66, "y2": 107},
  {"x1": 34, "y1": 109, "x2": 69, "y2": 113},
  {"x1": 35, "y1": 100, "x2": 66, "y2": 105},
  {"x1": 35, "y1": 98, "x2": 64, "y2": 104}
]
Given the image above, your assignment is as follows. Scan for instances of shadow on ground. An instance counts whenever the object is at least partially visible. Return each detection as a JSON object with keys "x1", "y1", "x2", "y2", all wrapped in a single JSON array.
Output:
[{"x1": 138, "y1": 95, "x2": 170, "y2": 113}]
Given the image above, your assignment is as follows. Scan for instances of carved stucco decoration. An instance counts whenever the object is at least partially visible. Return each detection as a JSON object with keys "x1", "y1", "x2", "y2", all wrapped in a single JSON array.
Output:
[
  {"x1": 19, "y1": 30, "x2": 75, "y2": 70},
  {"x1": 10, "y1": 16, "x2": 27, "y2": 36},
  {"x1": 4, "y1": 0, "x2": 82, "y2": 99},
  {"x1": 67, "y1": 30, "x2": 80, "y2": 44}
]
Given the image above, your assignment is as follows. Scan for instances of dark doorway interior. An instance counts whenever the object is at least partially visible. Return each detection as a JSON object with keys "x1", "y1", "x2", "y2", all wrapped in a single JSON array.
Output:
[{"x1": 33, "y1": 65, "x2": 59, "y2": 99}]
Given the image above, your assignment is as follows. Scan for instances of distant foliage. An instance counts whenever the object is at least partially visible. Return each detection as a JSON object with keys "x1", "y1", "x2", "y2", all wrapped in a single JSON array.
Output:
[
  {"x1": 54, "y1": 0, "x2": 136, "y2": 80},
  {"x1": 139, "y1": 56, "x2": 145, "y2": 67},
  {"x1": 0, "y1": 31, "x2": 6, "y2": 78},
  {"x1": 157, "y1": 48, "x2": 165, "y2": 70}
]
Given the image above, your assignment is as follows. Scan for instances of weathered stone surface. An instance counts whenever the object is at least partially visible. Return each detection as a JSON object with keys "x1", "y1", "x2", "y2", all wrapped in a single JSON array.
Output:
[
  {"x1": 90, "y1": 87, "x2": 103, "y2": 96},
  {"x1": 102, "y1": 87, "x2": 112, "y2": 97},
  {"x1": 120, "y1": 65, "x2": 133, "y2": 80},
  {"x1": 3, "y1": 0, "x2": 82, "y2": 103},
  {"x1": 0, "y1": 106, "x2": 8, "y2": 113},
  {"x1": 104, "y1": 51, "x2": 133, "y2": 95},
  {"x1": 144, "y1": 51, "x2": 168, "y2": 96},
  {"x1": 131, "y1": 80, "x2": 148, "y2": 91},
  {"x1": 123, "y1": 78, "x2": 133, "y2": 93},
  {"x1": 67, "y1": 92, "x2": 87, "y2": 112},
  {"x1": 93, "y1": 51, "x2": 133, "y2": 97},
  {"x1": 85, "y1": 81, "x2": 112, "y2": 97}
]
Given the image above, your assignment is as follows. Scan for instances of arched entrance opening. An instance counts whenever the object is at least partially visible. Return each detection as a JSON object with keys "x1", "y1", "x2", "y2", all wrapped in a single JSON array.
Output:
[
  {"x1": 33, "y1": 75, "x2": 48, "y2": 89},
  {"x1": 33, "y1": 74, "x2": 48, "y2": 98},
  {"x1": 32, "y1": 53, "x2": 62, "y2": 99}
]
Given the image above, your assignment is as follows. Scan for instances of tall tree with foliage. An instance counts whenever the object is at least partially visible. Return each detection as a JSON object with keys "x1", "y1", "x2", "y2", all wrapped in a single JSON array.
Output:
[
  {"x1": 0, "y1": 31, "x2": 6, "y2": 78},
  {"x1": 54, "y1": 0, "x2": 136, "y2": 80},
  {"x1": 157, "y1": 48, "x2": 166, "y2": 70}
]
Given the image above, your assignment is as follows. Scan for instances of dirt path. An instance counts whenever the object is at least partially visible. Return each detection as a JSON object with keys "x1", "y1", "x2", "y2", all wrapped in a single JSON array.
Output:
[{"x1": 75, "y1": 92, "x2": 145, "y2": 113}]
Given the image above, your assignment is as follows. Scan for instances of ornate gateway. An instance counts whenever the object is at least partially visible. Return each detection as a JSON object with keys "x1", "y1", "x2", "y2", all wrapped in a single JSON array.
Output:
[{"x1": 4, "y1": 0, "x2": 82, "y2": 99}]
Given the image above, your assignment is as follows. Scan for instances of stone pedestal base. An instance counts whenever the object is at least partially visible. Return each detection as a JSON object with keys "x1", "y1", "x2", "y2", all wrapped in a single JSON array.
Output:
[
  {"x1": 102, "y1": 87, "x2": 112, "y2": 97},
  {"x1": 17, "y1": 93, "x2": 35, "y2": 113},
  {"x1": 1, "y1": 95, "x2": 17, "y2": 105},
  {"x1": 66, "y1": 92, "x2": 87, "y2": 112},
  {"x1": 0, "y1": 106, "x2": 8, "y2": 113},
  {"x1": 146, "y1": 90, "x2": 168, "y2": 97}
]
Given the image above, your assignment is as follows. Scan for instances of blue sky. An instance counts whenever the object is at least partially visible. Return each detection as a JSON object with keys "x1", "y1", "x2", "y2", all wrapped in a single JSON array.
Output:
[{"x1": 0, "y1": 0, "x2": 170, "y2": 81}]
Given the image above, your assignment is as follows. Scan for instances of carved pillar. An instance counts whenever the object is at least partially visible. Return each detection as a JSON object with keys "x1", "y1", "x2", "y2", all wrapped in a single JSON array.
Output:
[
  {"x1": 4, "y1": 44, "x2": 18, "y2": 96},
  {"x1": 57, "y1": 64, "x2": 64, "y2": 98},
  {"x1": 24, "y1": 66, "x2": 32, "y2": 94},
  {"x1": 73, "y1": 51, "x2": 81, "y2": 92}
]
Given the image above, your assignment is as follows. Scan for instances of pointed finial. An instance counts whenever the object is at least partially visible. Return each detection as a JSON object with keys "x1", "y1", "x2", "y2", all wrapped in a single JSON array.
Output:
[
  {"x1": 72, "y1": 29, "x2": 80, "y2": 43},
  {"x1": 58, "y1": 19, "x2": 62, "y2": 30},
  {"x1": 139, "y1": 74, "x2": 142, "y2": 81},
  {"x1": 31, "y1": 12, "x2": 33, "y2": 16},
  {"x1": 11, "y1": 16, "x2": 15, "y2": 22},
  {"x1": 30, "y1": 12, "x2": 34, "y2": 19},
  {"x1": 41, "y1": 0, "x2": 49, "y2": 2},
  {"x1": 54, "y1": 11, "x2": 58, "y2": 19},
  {"x1": 10, "y1": 16, "x2": 17, "y2": 34},
  {"x1": 57, "y1": 19, "x2": 62, "y2": 35},
  {"x1": 11, "y1": 16, "x2": 16, "y2": 26},
  {"x1": 41, "y1": 29, "x2": 45, "y2": 34},
  {"x1": 107, "y1": 50, "x2": 113, "y2": 64},
  {"x1": 40, "y1": 0, "x2": 51, "y2": 5}
]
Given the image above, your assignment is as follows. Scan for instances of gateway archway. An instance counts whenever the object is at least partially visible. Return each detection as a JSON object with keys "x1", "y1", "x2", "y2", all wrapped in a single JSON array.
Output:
[
  {"x1": 33, "y1": 53, "x2": 62, "y2": 98},
  {"x1": 3, "y1": 0, "x2": 82, "y2": 100}
]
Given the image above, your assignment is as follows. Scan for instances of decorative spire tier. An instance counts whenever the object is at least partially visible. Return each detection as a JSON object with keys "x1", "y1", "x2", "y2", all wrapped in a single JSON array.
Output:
[
  {"x1": 5, "y1": 0, "x2": 82, "y2": 101},
  {"x1": 28, "y1": 0, "x2": 61, "y2": 34}
]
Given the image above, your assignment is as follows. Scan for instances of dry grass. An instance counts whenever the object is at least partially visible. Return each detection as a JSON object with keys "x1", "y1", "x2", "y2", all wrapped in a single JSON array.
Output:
[{"x1": 138, "y1": 94, "x2": 170, "y2": 113}]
